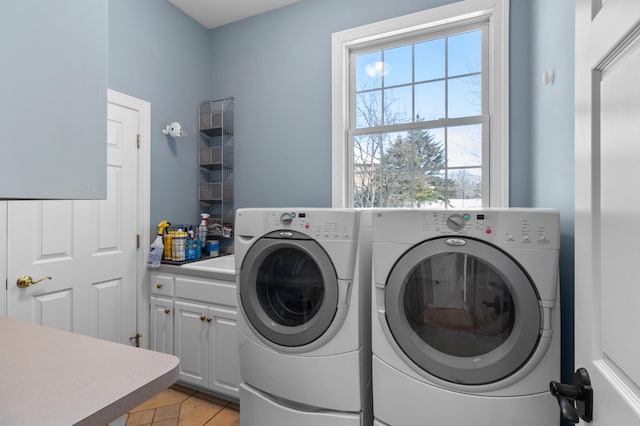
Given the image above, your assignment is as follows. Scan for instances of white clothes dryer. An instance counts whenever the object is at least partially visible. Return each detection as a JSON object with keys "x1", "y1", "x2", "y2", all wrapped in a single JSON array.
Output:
[
  {"x1": 371, "y1": 208, "x2": 560, "y2": 426},
  {"x1": 235, "y1": 208, "x2": 372, "y2": 426}
]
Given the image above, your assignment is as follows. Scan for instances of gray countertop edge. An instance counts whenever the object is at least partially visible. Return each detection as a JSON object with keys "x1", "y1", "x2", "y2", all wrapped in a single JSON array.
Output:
[{"x1": 75, "y1": 363, "x2": 179, "y2": 426}]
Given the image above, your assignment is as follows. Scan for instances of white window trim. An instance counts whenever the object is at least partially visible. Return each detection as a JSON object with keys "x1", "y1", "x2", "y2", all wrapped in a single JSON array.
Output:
[{"x1": 331, "y1": 0, "x2": 509, "y2": 208}]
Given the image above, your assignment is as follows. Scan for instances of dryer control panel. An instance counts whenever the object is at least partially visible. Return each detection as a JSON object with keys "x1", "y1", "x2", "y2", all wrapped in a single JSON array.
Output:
[
  {"x1": 418, "y1": 209, "x2": 559, "y2": 248},
  {"x1": 264, "y1": 210, "x2": 358, "y2": 240},
  {"x1": 422, "y1": 211, "x2": 495, "y2": 238},
  {"x1": 372, "y1": 208, "x2": 560, "y2": 249}
]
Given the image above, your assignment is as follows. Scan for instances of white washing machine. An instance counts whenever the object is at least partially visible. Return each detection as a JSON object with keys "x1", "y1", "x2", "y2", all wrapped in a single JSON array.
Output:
[
  {"x1": 235, "y1": 208, "x2": 372, "y2": 426},
  {"x1": 371, "y1": 208, "x2": 560, "y2": 426}
]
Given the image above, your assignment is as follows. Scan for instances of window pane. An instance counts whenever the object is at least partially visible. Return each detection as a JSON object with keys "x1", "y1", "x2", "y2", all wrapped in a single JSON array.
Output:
[
  {"x1": 356, "y1": 51, "x2": 383, "y2": 90},
  {"x1": 381, "y1": 130, "x2": 447, "y2": 207},
  {"x1": 448, "y1": 30, "x2": 481, "y2": 77},
  {"x1": 447, "y1": 124, "x2": 482, "y2": 167},
  {"x1": 448, "y1": 75, "x2": 481, "y2": 118},
  {"x1": 415, "y1": 81, "x2": 445, "y2": 121},
  {"x1": 383, "y1": 45, "x2": 413, "y2": 87},
  {"x1": 353, "y1": 134, "x2": 383, "y2": 208},
  {"x1": 422, "y1": 169, "x2": 447, "y2": 207},
  {"x1": 415, "y1": 37, "x2": 445, "y2": 82},
  {"x1": 356, "y1": 90, "x2": 382, "y2": 128},
  {"x1": 448, "y1": 168, "x2": 482, "y2": 209},
  {"x1": 384, "y1": 86, "x2": 412, "y2": 124}
]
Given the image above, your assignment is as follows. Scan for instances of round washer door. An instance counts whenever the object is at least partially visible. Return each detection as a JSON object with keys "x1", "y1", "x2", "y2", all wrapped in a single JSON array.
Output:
[
  {"x1": 385, "y1": 236, "x2": 541, "y2": 385},
  {"x1": 239, "y1": 231, "x2": 339, "y2": 347}
]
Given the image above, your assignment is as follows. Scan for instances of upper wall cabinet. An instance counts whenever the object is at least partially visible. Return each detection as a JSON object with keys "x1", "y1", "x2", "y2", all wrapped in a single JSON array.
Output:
[{"x1": 0, "y1": 0, "x2": 107, "y2": 199}]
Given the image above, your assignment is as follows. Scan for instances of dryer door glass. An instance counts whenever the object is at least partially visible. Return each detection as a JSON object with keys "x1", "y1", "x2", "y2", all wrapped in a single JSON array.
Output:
[
  {"x1": 257, "y1": 247, "x2": 324, "y2": 326},
  {"x1": 385, "y1": 237, "x2": 541, "y2": 385},
  {"x1": 239, "y1": 234, "x2": 339, "y2": 347},
  {"x1": 404, "y1": 252, "x2": 515, "y2": 357}
]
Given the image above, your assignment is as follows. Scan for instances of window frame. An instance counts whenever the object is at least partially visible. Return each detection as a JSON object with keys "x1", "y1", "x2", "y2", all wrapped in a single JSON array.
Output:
[{"x1": 331, "y1": 0, "x2": 509, "y2": 208}]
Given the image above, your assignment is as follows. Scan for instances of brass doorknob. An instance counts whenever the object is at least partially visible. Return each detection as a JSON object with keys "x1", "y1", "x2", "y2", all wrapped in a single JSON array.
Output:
[{"x1": 17, "y1": 275, "x2": 52, "y2": 288}]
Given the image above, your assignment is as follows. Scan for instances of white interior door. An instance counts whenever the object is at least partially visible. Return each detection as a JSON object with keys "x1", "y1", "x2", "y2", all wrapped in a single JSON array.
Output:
[
  {"x1": 6, "y1": 100, "x2": 139, "y2": 344},
  {"x1": 574, "y1": 0, "x2": 640, "y2": 423}
]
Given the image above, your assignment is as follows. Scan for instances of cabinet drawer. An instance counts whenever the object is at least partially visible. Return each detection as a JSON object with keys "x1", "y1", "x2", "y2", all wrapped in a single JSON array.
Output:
[
  {"x1": 174, "y1": 277, "x2": 236, "y2": 307},
  {"x1": 150, "y1": 274, "x2": 175, "y2": 297}
]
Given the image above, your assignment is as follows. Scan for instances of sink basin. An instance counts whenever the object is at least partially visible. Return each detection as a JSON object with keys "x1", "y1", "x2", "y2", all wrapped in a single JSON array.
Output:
[{"x1": 180, "y1": 254, "x2": 235, "y2": 279}]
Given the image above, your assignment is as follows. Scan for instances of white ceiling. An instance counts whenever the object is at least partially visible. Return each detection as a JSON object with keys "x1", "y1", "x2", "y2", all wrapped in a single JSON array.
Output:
[{"x1": 168, "y1": 0, "x2": 300, "y2": 29}]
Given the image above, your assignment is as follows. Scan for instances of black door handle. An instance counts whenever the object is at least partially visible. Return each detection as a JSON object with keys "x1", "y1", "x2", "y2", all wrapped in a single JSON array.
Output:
[{"x1": 549, "y1": 368, "x2": 593, "y2": 423}]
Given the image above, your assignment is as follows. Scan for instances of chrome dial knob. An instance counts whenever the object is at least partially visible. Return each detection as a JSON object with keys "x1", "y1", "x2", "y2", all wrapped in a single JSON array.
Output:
[
  {"x1": 280, "y1": 212, "x2": 293, "y2": 226},
  {"x1": 446, "y1": 214, "x2": 465, "y2": 232}
]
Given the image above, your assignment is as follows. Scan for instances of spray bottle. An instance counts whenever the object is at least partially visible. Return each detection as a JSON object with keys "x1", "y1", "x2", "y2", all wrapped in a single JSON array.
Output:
[
  {"x1": 147, "y1": 220, "x2": 171, "y2": 268},
  {"x1": 198, "y1": 213, "x2": 209, "y2": 249}
]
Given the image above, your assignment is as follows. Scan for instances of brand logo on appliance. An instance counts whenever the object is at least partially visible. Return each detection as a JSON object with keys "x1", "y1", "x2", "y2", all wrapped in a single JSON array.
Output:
[{"x1": 445, "y1": 238, "x2": 467, "y2": 246}]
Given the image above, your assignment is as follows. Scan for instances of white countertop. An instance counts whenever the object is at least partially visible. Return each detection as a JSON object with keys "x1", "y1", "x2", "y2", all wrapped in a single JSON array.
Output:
[
  {"x1": 180, "y1": 254, "x2": 236, "y2": 279},
  {"x1": 0, "y1": 316, "x2": 179, "y2": 425}
]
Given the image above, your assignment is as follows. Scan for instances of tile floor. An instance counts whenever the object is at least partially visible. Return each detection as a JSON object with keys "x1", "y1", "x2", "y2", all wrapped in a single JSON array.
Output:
[{"x1": 125, "y1": 384, "x2": 239, "y2": 426}]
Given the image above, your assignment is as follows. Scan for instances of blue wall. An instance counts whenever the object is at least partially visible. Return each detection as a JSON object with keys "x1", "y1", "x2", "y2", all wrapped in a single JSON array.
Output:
[
  {"x1": 528, "y1": 0, "x2": 576, "y2": 407},
  {"x1": 108, "y1": 0, "x2": 212, "y2": 228},
  {"x1": 209, "y1": 0, "x2": 452, "y2": 208}
]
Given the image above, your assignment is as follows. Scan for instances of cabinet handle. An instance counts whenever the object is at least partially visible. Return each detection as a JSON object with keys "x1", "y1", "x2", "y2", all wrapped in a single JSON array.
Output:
[
  {"x1": 164, "y1": 308, "x2": 171, "y2": 314},
  {"x1": 206, "y1": 317, "x2": 212, "y2": 323},
  {"x1": 200, "y1": 315, "x2": 206, "y2": 321},
  {"x1": 156, "y1": 283, "x2": 163, "y2": 289}
]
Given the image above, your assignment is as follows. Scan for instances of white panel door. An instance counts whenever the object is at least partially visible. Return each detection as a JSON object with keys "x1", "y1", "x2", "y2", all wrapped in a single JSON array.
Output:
[
  {"x1": 574, "y1": 0, "x2": 640, "y2": 423},
  {"x1": 6, "y1": 101, "x2": 138, "y2": 344}
]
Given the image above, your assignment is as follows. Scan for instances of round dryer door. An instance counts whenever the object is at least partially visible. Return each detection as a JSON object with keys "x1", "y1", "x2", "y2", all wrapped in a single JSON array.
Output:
[
  {"x1": 385, "y1": 236, "x2": 541, "y2": 385},
  {"x1": 239, "y1": 231, "x2": 339, "y2": 347}
]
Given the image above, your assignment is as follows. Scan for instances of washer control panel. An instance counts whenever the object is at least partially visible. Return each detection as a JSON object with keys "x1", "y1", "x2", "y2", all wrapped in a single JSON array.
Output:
[{"x1": 265, "y1": 210, "x2": 356, "y2": 240}]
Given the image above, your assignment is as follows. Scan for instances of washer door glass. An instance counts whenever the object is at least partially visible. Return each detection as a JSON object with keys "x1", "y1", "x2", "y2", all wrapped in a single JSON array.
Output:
[
  {"x1": 257, "y1": 247, "x2": 325, "y2": 326},
  {"x1": 240, "y1": 232, "x2": 339, "y2": 347},
  {"x1": 385, "y1": 237, "x2": 541, "y2": 385}
]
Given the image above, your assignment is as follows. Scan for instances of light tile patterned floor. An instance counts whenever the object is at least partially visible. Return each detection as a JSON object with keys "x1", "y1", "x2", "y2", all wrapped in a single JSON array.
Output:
[{"x1": 125, "y1": 384, "x2": 239, "y2": 426}]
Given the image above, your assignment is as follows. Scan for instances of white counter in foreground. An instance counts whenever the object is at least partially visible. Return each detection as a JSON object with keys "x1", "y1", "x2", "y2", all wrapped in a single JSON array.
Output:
[{"x1": 0, "y1": 316, "x2": 179, "y2": 425}]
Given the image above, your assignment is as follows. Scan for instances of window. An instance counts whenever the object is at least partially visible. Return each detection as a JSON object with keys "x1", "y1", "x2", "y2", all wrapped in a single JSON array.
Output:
[{"x1": 331, "y1": 0, "x2": 508, "y2": 208}]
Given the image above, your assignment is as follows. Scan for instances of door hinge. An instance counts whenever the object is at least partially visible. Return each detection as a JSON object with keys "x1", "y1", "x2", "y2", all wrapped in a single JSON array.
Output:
[
  {"x1": 137, "y1": 134, "x2": 141, "y2": 149},
  {"x1": 136, "y1": 234, "x2": 140, "y2": 249}
]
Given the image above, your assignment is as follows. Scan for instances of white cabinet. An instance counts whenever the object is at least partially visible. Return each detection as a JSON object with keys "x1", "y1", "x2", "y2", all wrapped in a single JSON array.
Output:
[
  {"x1": 149, "y1": 270, "x2": 240, "y2": 400},
  {"x1": 207, "y1": 306, "x2": 241, "y2": 397},
  {"x1": 150, "y1": 297, "x2": 174, "y2": 355},
  {"x1": 175, "y1": 300, "x2": 210, "y2": 388},
  {"x1": 0, "y1": 0, "x2": 107, "y2": 199}
]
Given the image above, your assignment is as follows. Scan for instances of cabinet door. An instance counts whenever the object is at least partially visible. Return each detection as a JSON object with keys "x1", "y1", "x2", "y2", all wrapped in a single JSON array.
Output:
[
  {"x1": 175, "y1": 300, "x2": 209, "y2": 387},
  {"x1": 0, "y1": 0, "x2": 107, "y2": 199},
  {"x1": 150, "y1": 297, "x2": 174, "y2": 355},
  {"x1": 208, "y1": 306, "x2": 241, "y2": 399}
]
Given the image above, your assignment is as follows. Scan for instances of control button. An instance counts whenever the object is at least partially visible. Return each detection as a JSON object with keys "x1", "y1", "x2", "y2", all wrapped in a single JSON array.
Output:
[
  {"x1": 305, "y1": 223, "x2": 310, "y2": 229},
  {"x1": 485, "y1": 227, "x2": 492, "y2": 234},
  {"x1": 505, "y1": 233, "x2": 515, "y2": 241},
  {"x1": 523, "y1": 234, "x2": 530, "y2": 242},
  {"x1": 463, "y1": 213, "x2": 471, "y2": 221}
]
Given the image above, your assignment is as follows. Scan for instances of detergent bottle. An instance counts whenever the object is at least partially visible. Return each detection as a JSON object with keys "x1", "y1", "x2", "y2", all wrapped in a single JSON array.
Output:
[{"x1": 147, "y1": 221, "x2": 170, "y2": 268}]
